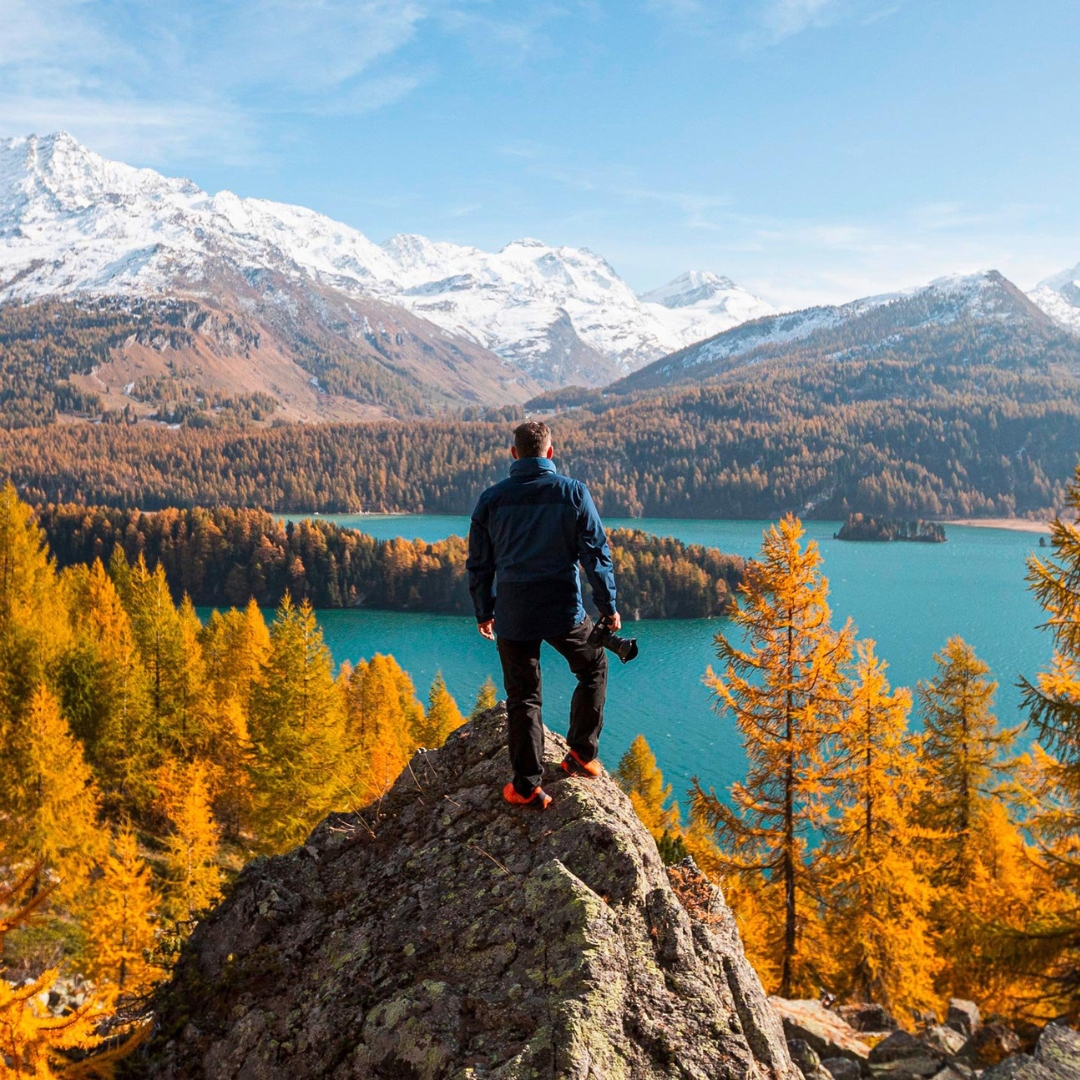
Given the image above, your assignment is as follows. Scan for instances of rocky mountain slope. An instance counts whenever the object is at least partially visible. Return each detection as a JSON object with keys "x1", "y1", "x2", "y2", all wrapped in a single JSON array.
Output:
[
  {"x1": 137, "y1": 706, "x2": 799, "y2": 1079},
  {"x1": 609, "y1": 271, "x2": 1071, "y2": 395},
  {"x1": 0, "y1": 132, "x2": 771, "y2": 392}
]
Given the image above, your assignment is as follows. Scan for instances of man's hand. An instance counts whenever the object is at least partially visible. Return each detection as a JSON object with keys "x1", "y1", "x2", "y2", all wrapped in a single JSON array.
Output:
[
  {"x1": 603, "y1": 612, "x2": 622, "y2": 632},
  {"x1": 477, "y1": 618, "x2": 496, "y2": 641}
]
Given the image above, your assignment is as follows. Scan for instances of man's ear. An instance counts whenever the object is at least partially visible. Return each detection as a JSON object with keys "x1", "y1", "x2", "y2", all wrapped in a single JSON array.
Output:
[
  {"x1": 545, "y1": 445, "x2": 554, "y2": 459},
  {"x1": 511, "y1": 446, "x2": 519, "y2": 460}
]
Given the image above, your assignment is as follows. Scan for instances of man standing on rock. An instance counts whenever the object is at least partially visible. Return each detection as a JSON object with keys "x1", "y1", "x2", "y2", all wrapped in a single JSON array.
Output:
[{"x1": 467, "y1": 420, "x2": 620, "y2": 810}]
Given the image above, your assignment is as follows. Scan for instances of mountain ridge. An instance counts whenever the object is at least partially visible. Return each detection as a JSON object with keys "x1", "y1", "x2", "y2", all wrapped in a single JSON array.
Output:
[
  {"x1": 607, "y1": 269, "x2": 1070, "y2": 395},
  {"x1": 0, "y1": 132, "x2": 772, "y2": 388}
]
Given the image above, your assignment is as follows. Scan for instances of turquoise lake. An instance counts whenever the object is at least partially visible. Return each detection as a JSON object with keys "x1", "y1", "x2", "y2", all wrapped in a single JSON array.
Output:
[{"x1": 291, "y1": 514, "x2": 1054, "y2": 806}]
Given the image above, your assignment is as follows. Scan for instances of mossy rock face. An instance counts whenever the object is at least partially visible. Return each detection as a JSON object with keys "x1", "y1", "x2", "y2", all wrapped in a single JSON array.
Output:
[{"x1": 136, "y1": 707, "x2": 800, "y2": 1080}]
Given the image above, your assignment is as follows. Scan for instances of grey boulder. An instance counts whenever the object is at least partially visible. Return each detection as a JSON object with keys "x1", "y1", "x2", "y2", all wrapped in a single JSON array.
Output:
[
  {"x1": 920, "y1": 1026, "x2": 968, "y2": 1058},
  {"x1": 788, "y1": 1038, "x2": 833, "y2": 1080},
  {"x1": 771, "y1": 999, "x2": 872, "y2": 1067},
  {"x1": 945, "y1": 1000, "x2": 981, "y2": 1039},
  {"x1": 822, "y1": 1058, "x2": 863, "y2": 1080}
]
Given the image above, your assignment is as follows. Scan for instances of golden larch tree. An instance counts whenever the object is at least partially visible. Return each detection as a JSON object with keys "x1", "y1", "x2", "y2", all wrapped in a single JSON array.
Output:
[
  {"x1": 0, "y1": 863, "x2": 109, "y2": 1077},
  {"x1": 197, "y1": 600, "x2": 270, "y2": 836},
  {"x1": 615, "y1": 734, "x2": 680, "y2": 840},
  {"x1": 420, "y1": 672, "x2": 464, "y2": 748},
  {"x1": 917, "y1": 636, "x2": 1019, "y2": 889},
  {"x1": 916, "y1": 636, "x2": 1034, "y2": 1007},
  {"x1": 1009, "y1": 474, "x2": 1080, "y2": 1014},
  {"x1": 175, "y1": 595, "x2": 213, "y2": 755},
  {"x1": 936, "y1": 796, "x2": 1052, "y2": 1014},
  {"x1": 470, "y1": 676, "x2": 499, "y2": 717},
  {"x1": 248, "y1": 595, "x2": 348, "y2": 852},
  {"x1": 821, "y1": 640, "x2": 938, "y2": 1018},
  {"x1": 124, "y1": 558, "x2": 210, "y2": 760},
  {"x1": 342, "y1": 653, "x2": 426, "y2": 804},
  {"x1": 82, "y1": 824, "x2": 164, "y2": 998},
  {"x1": 58, "y1": 558, "x2": 158, "y2": 815},
  {"x1": 693, "y1": 514, "x2": 853, "y2": 997},
  {"x1": 159, "y1": 762, "x2": 223, "y2": 924},
  {"x1": 0, "y1": 483, "x2": 70, "y2": 748},
  {"x1": 3, "y1": 684, "x2": 105, "y2": 904}
]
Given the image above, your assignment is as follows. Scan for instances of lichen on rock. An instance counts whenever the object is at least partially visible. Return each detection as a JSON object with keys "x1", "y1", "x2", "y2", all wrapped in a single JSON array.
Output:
[{"x1": 135, "y1": 706, "x2": 801, "y2": 1079}]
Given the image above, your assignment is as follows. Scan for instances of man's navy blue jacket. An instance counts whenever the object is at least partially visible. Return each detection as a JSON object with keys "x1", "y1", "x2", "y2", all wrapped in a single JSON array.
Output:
[{"x1": 467, "y1": 456, "x2": 617, "y2": 642}]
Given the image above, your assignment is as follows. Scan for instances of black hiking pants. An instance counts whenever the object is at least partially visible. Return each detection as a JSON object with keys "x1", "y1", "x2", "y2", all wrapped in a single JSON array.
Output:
[{"x1": 497, "y1": 615, "x2": 608, "y2": 796}]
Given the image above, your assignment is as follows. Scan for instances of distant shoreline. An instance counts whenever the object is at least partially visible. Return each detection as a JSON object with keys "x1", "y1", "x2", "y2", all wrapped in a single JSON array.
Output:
[{"x1": 945, "y1": 518, "x2": 1053, "y2": 534}]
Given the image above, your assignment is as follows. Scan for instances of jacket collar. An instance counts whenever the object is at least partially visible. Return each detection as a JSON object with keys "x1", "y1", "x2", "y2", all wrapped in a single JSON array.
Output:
[{"x1": 510, "y1": 456, "x2": 557, "y2": 477}]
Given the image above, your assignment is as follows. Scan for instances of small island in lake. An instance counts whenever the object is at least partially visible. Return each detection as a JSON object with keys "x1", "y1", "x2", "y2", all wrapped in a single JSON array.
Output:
[{"x1": 835, "y1": 513, "x2": 947, "y2": 543}]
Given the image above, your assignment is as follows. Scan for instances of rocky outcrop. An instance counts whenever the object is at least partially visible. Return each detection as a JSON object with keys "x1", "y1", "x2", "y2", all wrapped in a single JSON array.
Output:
[
  {"x1": 919, "y1": 1027, "x2": 967, "y2": 1059},
  {"x1": 787, "y1": 1039, "x2": 833, "y2": 1080},
  {"x1": 137, "y1": 706, "x2": 801, "y2": 1079},
  {"x1": 770, "y1": 990, "x2": 1078, "y2": 1080},
  {"x1": 820, "y1": 1059, "x2": 861, "y2": 1080}
]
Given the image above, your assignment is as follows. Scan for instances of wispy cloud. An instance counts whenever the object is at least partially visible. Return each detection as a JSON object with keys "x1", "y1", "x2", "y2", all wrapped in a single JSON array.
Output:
[
  {"x1": 744, "y1": 0, "x2": 902, "y2": 46},
  {"x1": 0, "y1": 0, "x2": 428, "y2": 164},
  {"x1": 0, "y1": 95, "x2": 257, "y2": 166},
  {"x1": 514, "y1": 155, "x2": 734, "y2": 231},
  {"x1": 436, "y1": 3, "x2": 573, "y2": 67},
  {"x1": 520, "y1": 151, "x2": 1063, "y2": 307},
  {"x1": 0, "y1": 0, "x2": 584, "y2": 165},
  {"x1": 756, "y1": 0, "x2": 842, "y2": 42}
]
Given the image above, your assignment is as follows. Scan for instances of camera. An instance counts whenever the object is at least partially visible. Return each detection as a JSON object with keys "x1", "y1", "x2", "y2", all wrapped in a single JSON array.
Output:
[{"x1": 589, "y1": 615, "x2": 638, "y2": 664}]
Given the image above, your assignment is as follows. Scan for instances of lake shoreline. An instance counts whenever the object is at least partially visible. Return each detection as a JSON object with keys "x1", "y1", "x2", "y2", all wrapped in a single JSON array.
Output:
[
  {"x1": 307, "y1": 512, "x2": 1057, "y2": 537},
  {"x1": 946, "y1": 518, "x2": 1052, "y2": 534}
]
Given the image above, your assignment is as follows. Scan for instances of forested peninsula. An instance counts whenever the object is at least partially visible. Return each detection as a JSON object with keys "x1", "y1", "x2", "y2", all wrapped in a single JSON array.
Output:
[{"x1": 36, "y1": 504, "x2": 746, "y2": 619}]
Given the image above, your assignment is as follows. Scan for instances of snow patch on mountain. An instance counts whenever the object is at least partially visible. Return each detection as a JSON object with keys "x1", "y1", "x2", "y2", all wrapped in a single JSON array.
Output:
[
  {"x1": 0, "y1": 133, "x2": 773, "y2": 383},
  {"x1": 1029, "y1": 261, "x2": 1080, "y2": 333},
  {"x1": 639, "y1": 269, "x2": 773, "y2": 355}
]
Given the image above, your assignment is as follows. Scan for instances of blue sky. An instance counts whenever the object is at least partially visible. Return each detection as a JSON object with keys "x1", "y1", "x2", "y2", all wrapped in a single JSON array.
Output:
[{"x1": 2, "y1": 0, "x2": 1077, "y2": 308}]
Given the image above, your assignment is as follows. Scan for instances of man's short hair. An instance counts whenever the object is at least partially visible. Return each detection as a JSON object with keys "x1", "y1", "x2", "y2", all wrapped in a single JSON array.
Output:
[{"x1": 513, "y1": 420, "x2": 551, "y2": 458}]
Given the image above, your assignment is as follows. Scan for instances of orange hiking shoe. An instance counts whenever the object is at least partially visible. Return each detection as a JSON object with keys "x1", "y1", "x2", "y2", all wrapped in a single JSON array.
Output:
[
  {"x1": 503, "y1": 782, "x2": 553, "y2": 810},
  {"x1": 560, "y1": 750, "x2": 602, "y2": 778}
]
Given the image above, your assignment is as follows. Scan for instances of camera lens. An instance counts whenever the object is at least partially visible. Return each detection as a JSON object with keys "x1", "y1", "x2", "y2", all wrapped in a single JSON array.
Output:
[
  {"x1": 610, "y1": 633, "x2": 638, "y2": 664},
  {"x1": 588, "y1": 619, "x2": 639, "y2": 663}
]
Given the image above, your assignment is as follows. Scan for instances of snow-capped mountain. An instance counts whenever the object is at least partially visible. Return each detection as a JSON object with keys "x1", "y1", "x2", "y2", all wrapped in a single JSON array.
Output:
[
  {"x1": 384, "y1": 238, "x2": 772, "y2": 383},
  {"x1": 1029, "y1": 262, "x2": 1080, "y2": 334},
  {"x1": 642, "y1": 269, "x2": 768, "y2": 318},
  {"x1": 612, "y1": 270, "x2": 1060, "y2": 394},
  {"x1": 0, "y1": 132, "x2": 771, "y2": 386}
]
